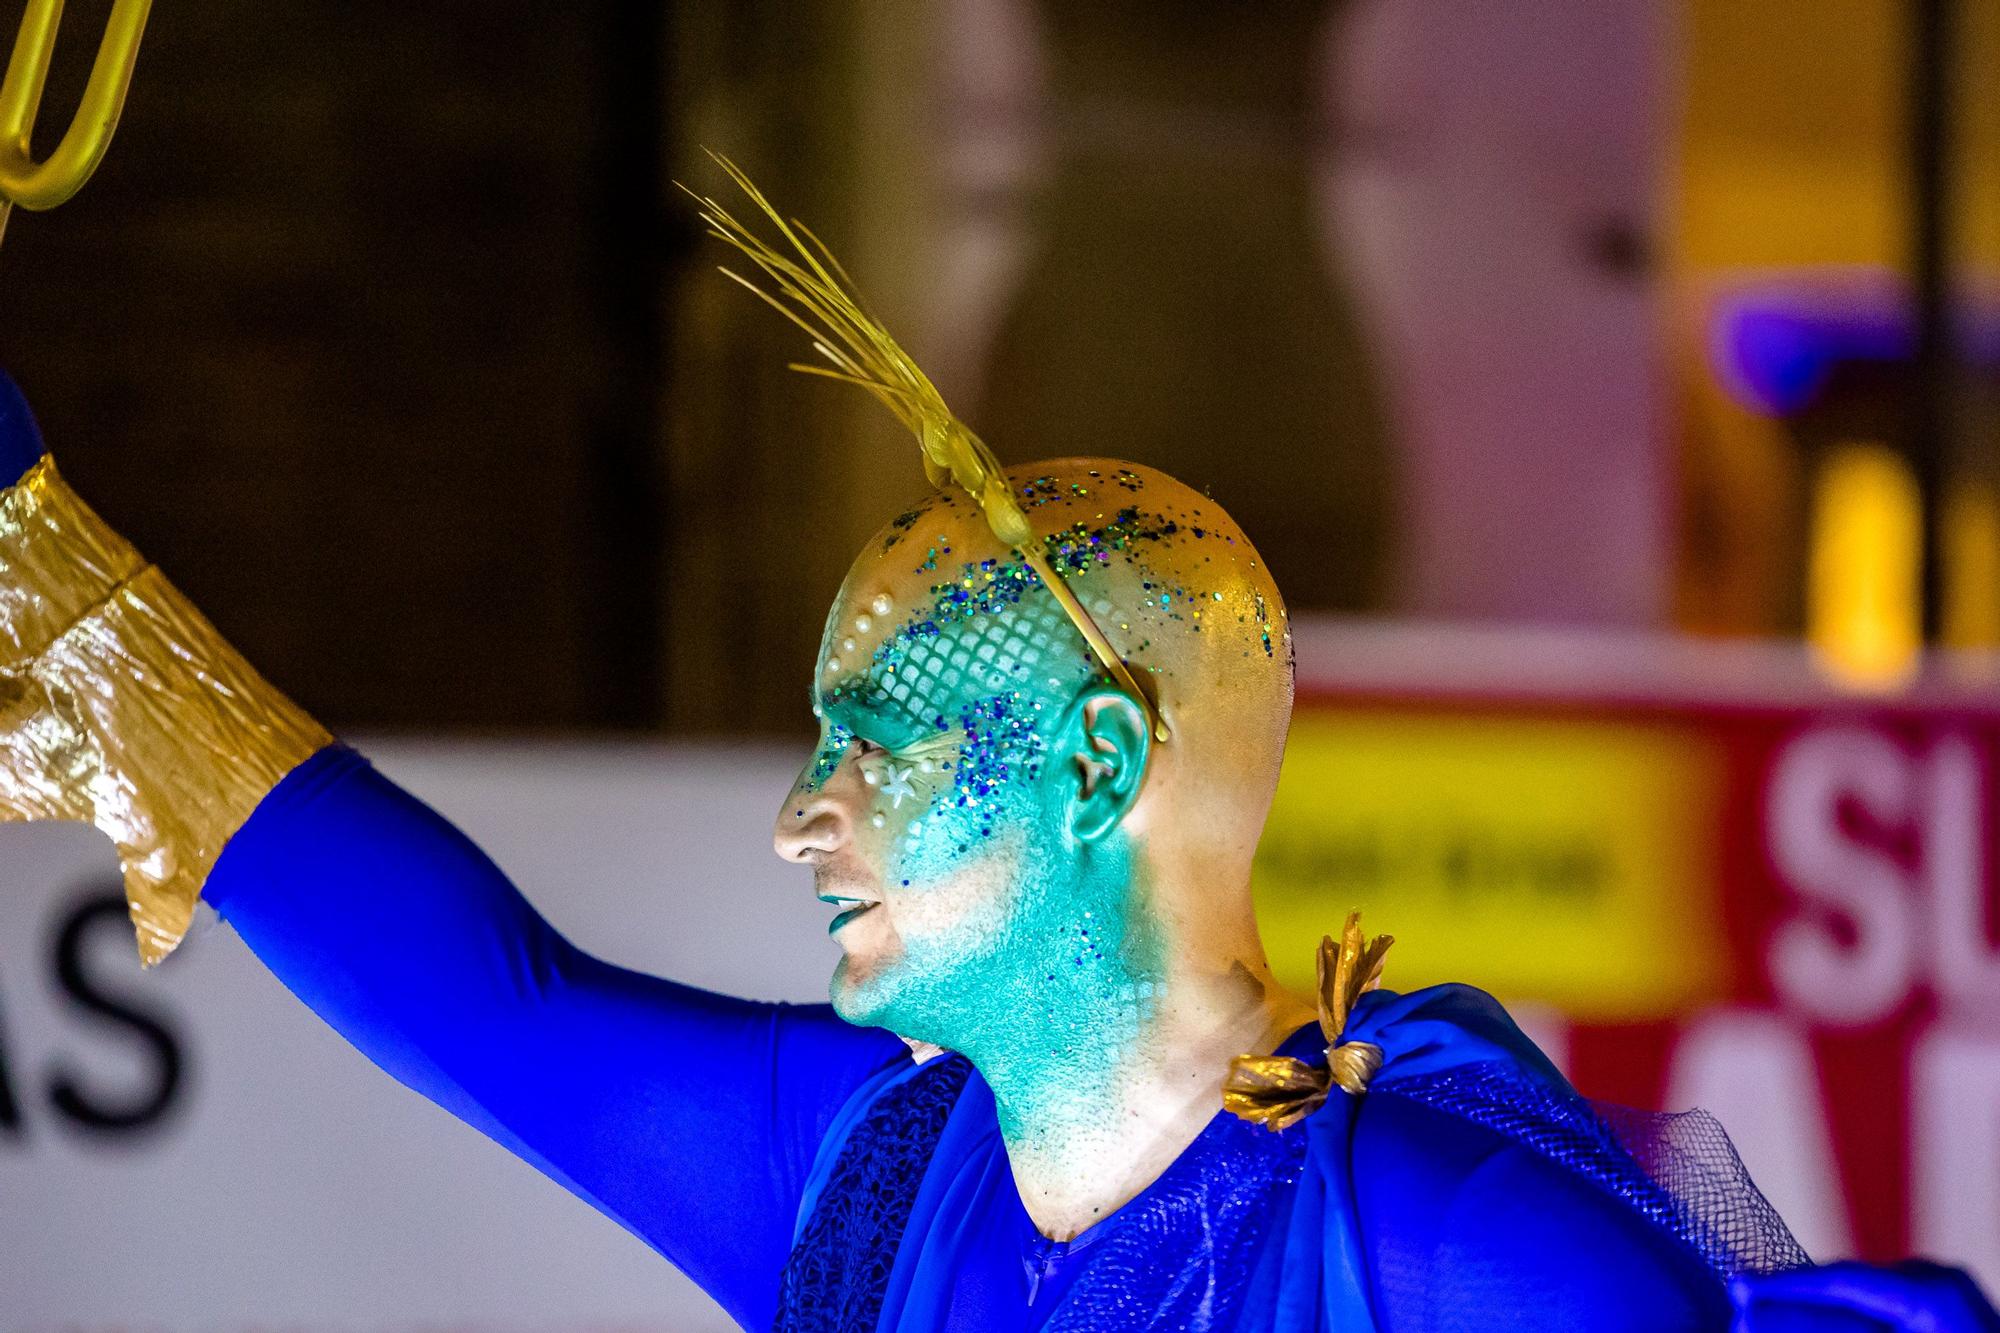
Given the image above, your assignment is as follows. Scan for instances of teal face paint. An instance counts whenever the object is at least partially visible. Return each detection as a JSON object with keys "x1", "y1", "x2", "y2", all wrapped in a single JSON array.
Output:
[
  {"x1": 812, "y1": 549, "x2": 1166, "y2": 1078},
  {"x1": 884, "y1": 799, "x2": 1167, "y2": 1137},
  {"x1": 804, "y1": 472, "x2": 1273, "y2": 1077},
  {"x1": 818, "y1": 550, "x2": 1090, "y2": 866}
]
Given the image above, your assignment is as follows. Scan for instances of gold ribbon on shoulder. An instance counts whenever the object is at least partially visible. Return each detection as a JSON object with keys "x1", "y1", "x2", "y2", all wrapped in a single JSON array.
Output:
[{"x1": 1223, "y1": 911, "x2": 1394, "y2": 1130}]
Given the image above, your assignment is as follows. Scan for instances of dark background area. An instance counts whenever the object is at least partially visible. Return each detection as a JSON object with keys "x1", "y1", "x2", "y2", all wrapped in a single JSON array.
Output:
[
  {"x1": 4, "y1": 1, "x2": 1993, "y2": 732},
  {"x1": 4, "y1": 0, "x2": 680, "y2": 731},
  {"x1": 0, "y1": 0, "x2": 1417, "y2": 739}
]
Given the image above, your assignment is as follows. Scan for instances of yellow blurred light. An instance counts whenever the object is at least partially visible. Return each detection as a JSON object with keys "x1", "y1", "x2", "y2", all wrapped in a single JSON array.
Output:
[{"x1": 1807, "y1": 442, "x2": 1921, "y2": 690}]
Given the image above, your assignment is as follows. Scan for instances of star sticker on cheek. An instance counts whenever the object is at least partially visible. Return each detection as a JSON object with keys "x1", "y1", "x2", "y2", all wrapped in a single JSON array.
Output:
[{"x1": 879, "y1": 762, "x2": 917, "y2": 809}]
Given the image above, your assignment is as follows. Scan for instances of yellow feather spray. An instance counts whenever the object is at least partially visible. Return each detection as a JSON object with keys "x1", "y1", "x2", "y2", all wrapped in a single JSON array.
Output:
[{"x1": 682, "y1": 152, "x2": 1169, "y2": 741}]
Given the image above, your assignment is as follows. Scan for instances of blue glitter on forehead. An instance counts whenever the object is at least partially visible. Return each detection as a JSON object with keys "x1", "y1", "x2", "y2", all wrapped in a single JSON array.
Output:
[
  {"x1": 822, "y1": 551, "x2": 1089, "y2": 739},
  {"x1": 825, "y1": 502, "x2": 1187, "y2": 740},
  {"x1": 1044, "y1": 506, "x2": 1180, "y2": 574},
  {"x1": 932, "y1": 558, "x2": 1042, "y2": 625},
  {"x1": 821, "y1": 494, "x2": 1280, "y2": 752},
  {"x1": 1019, "y1": 475, "x2": 1095, "y2": 508}
]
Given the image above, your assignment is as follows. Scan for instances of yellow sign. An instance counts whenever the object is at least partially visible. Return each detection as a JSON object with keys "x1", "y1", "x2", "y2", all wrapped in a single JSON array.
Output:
[{"x1": 1252, "y1": 708, "x2": 1730, "y2": 1021}]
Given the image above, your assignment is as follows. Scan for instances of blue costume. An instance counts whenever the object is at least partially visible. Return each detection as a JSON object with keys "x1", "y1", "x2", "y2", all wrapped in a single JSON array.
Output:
[
  {"x1": 6, "y1": 377, "x2": 1991, "y2": 1330},
  {"x1": 205, "y1": 745, "x2": 1771, "y2": 1331}
]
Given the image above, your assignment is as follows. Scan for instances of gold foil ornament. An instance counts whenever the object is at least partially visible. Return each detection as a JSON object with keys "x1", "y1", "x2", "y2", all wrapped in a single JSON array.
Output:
[
  {"x1": 0, "y1": 457, "x2": 329, "y2": 964},
  {"x1": 1223, "y1": 911, "x2": 1394, "y2": 1130},
  {"x1": 682, "y1": 153, "x2": 1170, "y2": 742}
]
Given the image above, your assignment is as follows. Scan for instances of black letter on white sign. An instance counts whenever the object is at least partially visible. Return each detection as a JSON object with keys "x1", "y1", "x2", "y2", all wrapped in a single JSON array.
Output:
[{"x1": 47, "y1": 893, "x2": 185, "y2": 1133}]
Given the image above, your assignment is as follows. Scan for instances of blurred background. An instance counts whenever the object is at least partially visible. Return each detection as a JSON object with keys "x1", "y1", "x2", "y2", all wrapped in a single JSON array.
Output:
[{"x1": 3, "y1": 0, "x2": 1999, "y2": 1328}]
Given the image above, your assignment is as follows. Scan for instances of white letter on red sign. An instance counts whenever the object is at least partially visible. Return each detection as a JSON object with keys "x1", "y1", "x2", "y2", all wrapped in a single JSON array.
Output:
[
  {"x1": 1925, "y1": 736, "x2": 2000, "y2": 1019},
  {"x1": 1768, "y1": 728, "x2": 1918, "y2": 1027},
  {"x1": 1665, "y1": 1008, "x2": 1853, "y2": 1259}
]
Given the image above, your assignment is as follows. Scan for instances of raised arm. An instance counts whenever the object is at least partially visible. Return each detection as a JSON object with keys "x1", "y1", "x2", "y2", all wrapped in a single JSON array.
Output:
[
  {"x1": 0, "y1": 380, "x2": 903, "y2": 1327},
  {"x1": 208, "y1": 744, "x2": 904, "y2": 1328}
]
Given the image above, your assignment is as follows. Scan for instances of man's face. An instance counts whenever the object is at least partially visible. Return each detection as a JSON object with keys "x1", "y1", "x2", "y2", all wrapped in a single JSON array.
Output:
[
  {"x1": 775, "y1": 463, "x2": 1291, "y2": 1062},
  {"x1": 774, "y1": 533, "x2": 1114, "y2": 1042}
]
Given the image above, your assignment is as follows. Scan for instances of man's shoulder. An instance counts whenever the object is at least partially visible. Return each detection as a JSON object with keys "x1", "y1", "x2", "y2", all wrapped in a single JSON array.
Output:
[{"x1": 1349, "y1": 1085, "x2": 1730, "y2": 1330}]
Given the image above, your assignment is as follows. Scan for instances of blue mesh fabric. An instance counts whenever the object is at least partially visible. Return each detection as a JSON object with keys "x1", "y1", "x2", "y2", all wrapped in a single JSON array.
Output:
[
  {"x1": 1041, "y1": 1102, "x2": 1310, "y2": 1331},
  {"x1": 773, "y1": 1047, "x2": 1801, "y2": 1331},
  {"x1": 1595, "y1": 1098, "x2": 1812, "y2": 1276},
  {"x1": 1382, "y1": 1064, "x2": 1810, "y2": 1279},
  {"x1": 774, "y1": 1055, "x2": 973, "y2": 1332}
]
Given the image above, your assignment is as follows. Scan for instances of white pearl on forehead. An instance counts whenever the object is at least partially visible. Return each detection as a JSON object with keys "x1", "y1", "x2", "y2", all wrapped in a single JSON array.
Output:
[
  {"x1": 842, "y1": 637, "x2": 856, "y2": 654},
  {"x1": 870, "y1": 812, "x2": 886, "y2": 828},
  {"x1": 871, "y1": 593, "x2": 894, "y2": 616},
  {"x1": 826, "y1": 657, "x2": 842, "y2": 673},
  {"x1": 863, "y1": 766, "x2": 880, "y2": 786},
  {"x1": 855, "y1": 614, "x2": 873, "y2": 634}
]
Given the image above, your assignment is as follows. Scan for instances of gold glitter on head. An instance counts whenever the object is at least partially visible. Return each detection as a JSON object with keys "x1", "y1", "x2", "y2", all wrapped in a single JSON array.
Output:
[{"x1": 821, "y1": 459, "x2": 1296, "y2": 850}]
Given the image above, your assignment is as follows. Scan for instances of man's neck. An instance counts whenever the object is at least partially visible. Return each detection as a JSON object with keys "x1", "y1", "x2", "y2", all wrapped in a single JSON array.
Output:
[{"x1": 975, "y1": 951, "x2": 1316, "y2": 1242}]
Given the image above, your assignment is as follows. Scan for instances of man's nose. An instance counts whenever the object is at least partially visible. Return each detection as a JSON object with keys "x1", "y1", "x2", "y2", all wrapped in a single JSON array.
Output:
[{"x1": 774, "y1": 775, "x2": 852, "y2": 864}]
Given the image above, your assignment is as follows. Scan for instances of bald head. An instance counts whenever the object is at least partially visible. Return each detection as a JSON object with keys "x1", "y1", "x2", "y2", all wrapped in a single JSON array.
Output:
[
  {"x1": 778, "y1": 459, "x2": 1295, "y2": 1041},
  {"x1": 814, "y1": 458, "x2": 1294, "y2": 886}
]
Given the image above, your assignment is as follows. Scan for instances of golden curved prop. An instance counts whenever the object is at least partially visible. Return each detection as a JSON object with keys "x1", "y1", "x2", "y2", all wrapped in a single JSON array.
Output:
[{"x1": 0, "y1": 0, "x2": 152, "y2": 242}]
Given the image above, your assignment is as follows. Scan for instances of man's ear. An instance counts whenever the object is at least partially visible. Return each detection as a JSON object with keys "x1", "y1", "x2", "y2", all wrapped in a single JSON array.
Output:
[{"x1": 1061, "y1": 686, "x2": 1152, "y2": 843}]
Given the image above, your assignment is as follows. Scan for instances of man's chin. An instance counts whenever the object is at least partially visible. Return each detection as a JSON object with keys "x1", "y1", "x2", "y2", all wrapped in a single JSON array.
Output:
[
  {"x1": 830, "y1": 955, "x2": 961, "y2": 1052},
  {"x1": 828, "y1": 955, "x2": 894, "y2": 1028}
]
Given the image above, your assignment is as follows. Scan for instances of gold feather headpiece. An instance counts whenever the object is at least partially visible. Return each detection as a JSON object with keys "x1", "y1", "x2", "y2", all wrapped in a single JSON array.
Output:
[{"x1": 682, "y1": 153, "x2": 1169, "y2": 743}]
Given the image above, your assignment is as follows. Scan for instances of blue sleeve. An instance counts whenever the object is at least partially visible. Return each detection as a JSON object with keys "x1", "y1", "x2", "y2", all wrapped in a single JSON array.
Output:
[
  {"x1": 0, "y1": 369, "x2": 47, "y2": 487},
  {"x1": 1355, "y1": 1091, "x2": 1730, "y2": 1331},
  {"x1": 204, "y1": 743, "x2": 907, "y2": 1330}
]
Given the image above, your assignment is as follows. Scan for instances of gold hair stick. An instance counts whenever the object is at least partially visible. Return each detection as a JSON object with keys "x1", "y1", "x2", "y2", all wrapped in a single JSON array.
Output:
[{"x1": 682, "y1": 153, "x2": 1171, "y2": 743}]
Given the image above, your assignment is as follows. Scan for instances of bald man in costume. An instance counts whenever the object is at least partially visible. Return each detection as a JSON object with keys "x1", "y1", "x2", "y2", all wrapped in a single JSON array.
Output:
[{"x1": 3, "y1": 168, "x2": 1995, "y2": 1332}]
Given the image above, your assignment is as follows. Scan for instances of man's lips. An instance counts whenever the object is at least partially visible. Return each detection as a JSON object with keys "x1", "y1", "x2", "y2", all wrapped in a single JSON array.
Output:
[
  {"x1": 825, "y1": 902, "x2": 879, "y2": 934},
  {"x1": 818, "y1": 890, "x2": 881, "y2": 935}
]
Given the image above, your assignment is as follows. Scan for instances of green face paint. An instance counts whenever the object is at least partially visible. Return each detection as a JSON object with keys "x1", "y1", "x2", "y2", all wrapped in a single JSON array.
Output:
[{"x1": 816, "y1": 549, "x2": 1087, "y2": 853}]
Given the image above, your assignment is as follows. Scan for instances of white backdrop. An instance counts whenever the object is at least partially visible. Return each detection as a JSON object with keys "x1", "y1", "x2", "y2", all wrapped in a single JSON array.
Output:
[
  {"x1": 1, "y1": 739, "x2": 835, "y2": 1332},
  {"x1": 5, "y1": 717, "x2": 1991, "y2": 1328}
]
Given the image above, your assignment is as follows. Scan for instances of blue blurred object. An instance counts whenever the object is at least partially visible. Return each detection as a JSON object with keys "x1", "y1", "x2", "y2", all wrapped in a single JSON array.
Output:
[
  {"x1": 0, "y1": 368, "x2": 47, "y2": 487},
  {"x1": 1711, "y1": 275, "x2": 2000, "y2": 418},
  {"x1": 1732, "y1": 1260, "x2": 2000, "y2": 1332}
]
